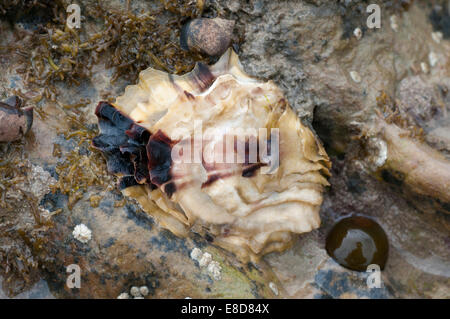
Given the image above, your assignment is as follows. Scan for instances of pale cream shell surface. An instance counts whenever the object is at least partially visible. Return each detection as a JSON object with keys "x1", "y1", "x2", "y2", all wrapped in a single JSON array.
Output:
[{"x1": 113, "y1": 49, "x2": 331, "y2": 262}]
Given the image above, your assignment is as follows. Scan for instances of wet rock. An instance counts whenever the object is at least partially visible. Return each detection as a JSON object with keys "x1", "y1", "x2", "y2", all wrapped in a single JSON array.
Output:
[
  {"x1": 1, "y1": 0, "x2": 449, "y2": 299},
  {"x1": 38, "y1": 191, "x2": 279, "y2": 298},
  {"x1": 396, "y1": 75, "x2": 450, "y2": 157}
]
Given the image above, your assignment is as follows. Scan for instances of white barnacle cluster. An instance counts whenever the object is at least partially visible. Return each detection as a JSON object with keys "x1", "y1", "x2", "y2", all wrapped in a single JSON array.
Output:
[
  {"x1": 72, "y1": 224, "x2": 92, "y2": 243},
  {"x1": 190, "y1": 248, "x2": 222, "y2": 280},
  {"x1": 99, "y1": 49, "x2": 331, "y2": 262},
  {"x1": 117, "y1": 286, "x2": 149, "y2": 299}
]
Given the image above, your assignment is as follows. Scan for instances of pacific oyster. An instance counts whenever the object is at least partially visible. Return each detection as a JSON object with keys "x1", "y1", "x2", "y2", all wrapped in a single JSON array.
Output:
[{"x1": 93, "y1": 49, "x2": 331, "y2": 262}]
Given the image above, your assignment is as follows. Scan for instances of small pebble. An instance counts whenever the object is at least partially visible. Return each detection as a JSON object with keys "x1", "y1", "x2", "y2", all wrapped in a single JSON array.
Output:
[
  {"x1": 130, "y1": 286, "x2": 141, "y2": 297},
  {"x1": 139, "y1": 286, "x2": 149, "y2": 296},
  {"x1": 117, "y1": 293, "x2": 130, "y2": 299},
  {"x1": 72, "y1": 224, "x2": 92, "y2": 243},
  {"x1": 350, "y1": 71, "x2": 361, "y2": 83}
]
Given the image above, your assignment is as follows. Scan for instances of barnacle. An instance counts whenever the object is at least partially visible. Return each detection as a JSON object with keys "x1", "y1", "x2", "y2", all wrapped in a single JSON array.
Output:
[{"x1": 93, "y1": 49, "x2": 331, "y2": 262}]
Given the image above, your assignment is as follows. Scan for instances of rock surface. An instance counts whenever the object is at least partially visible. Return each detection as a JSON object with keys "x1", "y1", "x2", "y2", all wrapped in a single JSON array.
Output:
[{"x1": 0, "y1": 0, "x2": 449, "y2": 298}]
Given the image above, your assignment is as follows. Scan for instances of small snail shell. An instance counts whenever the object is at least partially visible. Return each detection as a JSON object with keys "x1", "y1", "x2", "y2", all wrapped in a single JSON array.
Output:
[
  {"x1": 0, "y1": 96, "x2": 33, "y2": 142},
  {"x1": 180, "y1": 18, "x2": 235, "y2": 56}
]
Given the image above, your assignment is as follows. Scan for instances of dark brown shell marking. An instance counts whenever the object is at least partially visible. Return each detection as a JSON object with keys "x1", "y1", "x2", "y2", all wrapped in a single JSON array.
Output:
[{"x1": 93, "y1": 101, "x2": 271, "y2": 197}]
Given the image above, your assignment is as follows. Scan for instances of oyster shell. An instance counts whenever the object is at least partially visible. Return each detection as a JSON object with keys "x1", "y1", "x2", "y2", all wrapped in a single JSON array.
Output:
[{"x1": 93, "y1": 49, "x2": 331, "y2": 262}]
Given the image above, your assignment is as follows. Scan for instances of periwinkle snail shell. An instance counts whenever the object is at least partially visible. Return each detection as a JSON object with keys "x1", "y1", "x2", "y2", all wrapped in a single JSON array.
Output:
[
  {"x1": 0, "y1": 96, "x2": 33, "y2": 142},
  {"x1": 325, "y1": 215, "x2": 389, "y2": 272},
  {"x1": 180, "y1": 18, "x2": 235, "y2": 56}
]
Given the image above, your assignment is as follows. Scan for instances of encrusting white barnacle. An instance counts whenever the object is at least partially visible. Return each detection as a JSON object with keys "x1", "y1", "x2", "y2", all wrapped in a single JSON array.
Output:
[
  {"x1": 92, "y1": 49, "x2": 331, "y2": 262},
  {"x1": 350, "y1": 71, "x2": 361, "y2": 83},
  {"x1": 72, "y1": 224, "x2": 92, "y2": 244}
]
